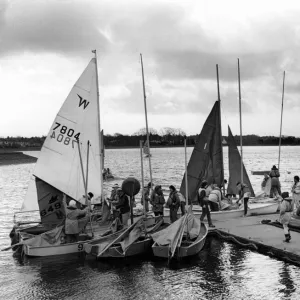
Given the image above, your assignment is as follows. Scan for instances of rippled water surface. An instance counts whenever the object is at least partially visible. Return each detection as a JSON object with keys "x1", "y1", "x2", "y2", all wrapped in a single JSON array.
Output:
[{"x1": 1, "y1": 146, "x2": 300, "y2": 300}]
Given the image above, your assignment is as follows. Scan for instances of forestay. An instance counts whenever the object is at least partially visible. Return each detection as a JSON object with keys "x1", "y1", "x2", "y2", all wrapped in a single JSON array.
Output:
[{"x1": 22, "y1": 58, "x2": 102, "y2": 216}]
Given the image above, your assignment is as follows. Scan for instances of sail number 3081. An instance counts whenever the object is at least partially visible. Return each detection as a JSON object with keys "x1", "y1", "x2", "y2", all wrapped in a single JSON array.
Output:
[{"x1": 51, "y1": 122, "x2": 81, "y2": 147}]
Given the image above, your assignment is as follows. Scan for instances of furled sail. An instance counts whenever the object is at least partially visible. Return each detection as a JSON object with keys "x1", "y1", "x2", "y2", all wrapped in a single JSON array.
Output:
[
  {"x1": 180, "y1": 101, "x2": 224, "y2": 203},
  {"x1": 22, "y1": 58, "x2": 102, "y2": 214},
  {"x1": 143, "y1": 140, "x2": 150, "y2": 156},
  {"x1": 227, "y1": 126, "x2": 255, "y2": 197}
]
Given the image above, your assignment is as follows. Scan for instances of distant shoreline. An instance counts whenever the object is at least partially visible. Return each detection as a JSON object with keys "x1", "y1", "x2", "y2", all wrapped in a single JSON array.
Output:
[{"x1": 0, "y1": 144, "x2": 299, "y2": 153}]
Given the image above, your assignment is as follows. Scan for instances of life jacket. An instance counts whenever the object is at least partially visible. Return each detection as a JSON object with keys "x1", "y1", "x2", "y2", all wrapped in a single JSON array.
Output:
[{"x1": 283, "y1": 198, "x2": 293, "y2": 213}]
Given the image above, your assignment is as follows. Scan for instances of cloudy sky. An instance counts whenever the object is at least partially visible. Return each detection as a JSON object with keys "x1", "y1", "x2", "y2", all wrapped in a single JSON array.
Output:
[{"x1": 1, "y1": 0, "x2": 300, "y2": 137}]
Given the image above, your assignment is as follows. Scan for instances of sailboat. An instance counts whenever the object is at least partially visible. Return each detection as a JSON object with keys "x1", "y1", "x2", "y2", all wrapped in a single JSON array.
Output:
[
  {"x1": 152, "y1": 138, "x2": 208, "y2": 260},
  {"x1": 174, "y1": 65, "x2": 277, "y2": 220},
  {"x1": 7, "y1": 53, "x2": 124, "y2": 257},
  {"x1": 84, "y1": 141, "x2": 165, "y2": 259}
]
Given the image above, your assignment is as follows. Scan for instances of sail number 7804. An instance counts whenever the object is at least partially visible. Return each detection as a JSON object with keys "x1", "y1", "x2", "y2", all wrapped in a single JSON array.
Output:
[{"x1": 51, "y1": 122, "x2": 81, "y2": 147}]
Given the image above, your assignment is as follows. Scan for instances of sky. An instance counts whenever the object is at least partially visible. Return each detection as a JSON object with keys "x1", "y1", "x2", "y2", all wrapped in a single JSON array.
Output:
[{"x1": 1, "y1": 0, "x2": 300, "y2": 137}]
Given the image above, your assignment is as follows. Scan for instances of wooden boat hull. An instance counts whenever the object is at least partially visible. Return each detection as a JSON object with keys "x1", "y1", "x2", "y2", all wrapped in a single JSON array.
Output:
[
  {"x1": 23, "y1": 240, "x2": 88, "y2": 257},
  {"x1": 152, "y1": 223, "x2": 208, "y2": 259},
  {"x1": 22, "y1": 229, "x2": 123, "y2": 257}
]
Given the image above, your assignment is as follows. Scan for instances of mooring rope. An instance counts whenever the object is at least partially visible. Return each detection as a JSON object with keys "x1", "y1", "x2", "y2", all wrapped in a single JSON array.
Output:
[{"x1": 212, "y1": 230, "x2": 258, "y2": 251}]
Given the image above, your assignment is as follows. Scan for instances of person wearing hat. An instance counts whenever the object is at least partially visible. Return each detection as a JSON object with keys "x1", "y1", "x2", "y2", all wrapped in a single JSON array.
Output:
[
  {"x1": 141, "y1": 182, "x2": 153, "y2": 212},
  {"x1": 63, "y1": 196, "x2": 90, "y2": 243},
  {"x1": 198, "y1": 181, "x2": 215, "y2": 227},
  {"x1": 167, "y1": 185, "x2": 181, "y2": 223},
  {"x1": 78, "y1": 192, "x2": 94, "y2": 208},
  {"x1": 279, "y1": 192, "x2": 294, "y2": 243},
  {"x1": 150, "y1": 185, "x2": 165, "y2": 219},
  {"x1": 269, "y1": 165, "x2": 281, "y2": 199}
]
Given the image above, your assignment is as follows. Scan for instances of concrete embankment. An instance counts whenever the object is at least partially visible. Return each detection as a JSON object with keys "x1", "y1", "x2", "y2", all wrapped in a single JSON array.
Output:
[
  {"x1": 0, "y1": 151, "x2": 37, "y2": 166},
  {"x1": 206, "y1": 214, "x2": 300, "y2": 266}
]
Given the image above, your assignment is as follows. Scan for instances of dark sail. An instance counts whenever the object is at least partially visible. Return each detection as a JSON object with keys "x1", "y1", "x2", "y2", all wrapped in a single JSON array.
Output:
[
  {"x1": 180, "y1": 101, "x2": 224, "y2": 203},
  {"x1": 227, "y1": 126, "x2": 255, "y2": 197},
  {"x1": 35, "y1": 177, "x2": 67, "y2": 225}
]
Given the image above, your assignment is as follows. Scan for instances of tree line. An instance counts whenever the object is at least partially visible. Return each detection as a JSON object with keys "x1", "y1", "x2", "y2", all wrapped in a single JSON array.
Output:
[{"x1": 1, "y1": 128, "x2": 300, "y2": 149}]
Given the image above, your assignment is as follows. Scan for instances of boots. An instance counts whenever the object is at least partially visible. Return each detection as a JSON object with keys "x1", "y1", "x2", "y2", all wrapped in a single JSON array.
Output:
[{"x1": 283, "y1": 234, "x2": 291, "y2": 243}]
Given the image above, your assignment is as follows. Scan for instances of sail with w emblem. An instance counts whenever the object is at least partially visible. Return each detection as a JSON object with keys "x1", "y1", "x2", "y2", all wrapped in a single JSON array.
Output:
[{"x1": 22, "y1": 58, "x2": 102, "y2": 224}]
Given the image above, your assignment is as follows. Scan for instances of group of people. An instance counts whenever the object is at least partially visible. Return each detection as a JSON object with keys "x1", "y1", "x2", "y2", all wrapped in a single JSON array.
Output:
[
  {"x1": 61, "y1": 163, "x2": 300, "y2": 244},
  {"x1": 141, "y1": 183, "x2": 186, "y2": 223}
]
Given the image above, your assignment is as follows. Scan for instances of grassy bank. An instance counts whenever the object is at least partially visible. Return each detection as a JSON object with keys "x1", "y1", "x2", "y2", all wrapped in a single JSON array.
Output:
[{"x1": 0, "y1": 151, "x2": 37, "y2": 166}]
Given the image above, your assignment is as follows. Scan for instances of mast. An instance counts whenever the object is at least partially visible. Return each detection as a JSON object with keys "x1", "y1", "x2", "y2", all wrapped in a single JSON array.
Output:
[
  {"x1": 184, "y1": 136, "x2": 189, "y2": 208},
  {"x1": 216, "y1": 64, "x2": 225, "y2": 195},
  {"x1": 278, "y1": 71, "x2": 285, "y2": 171},
  {"x1": 140, "y1": 140, "x2": 146, "y2": 218},
  {"x1": 140, "y1": 53, "x2": 153, "y2": 192},
  {"x1": 92, "y1": 49, "x2": 103, "y2": 201},
  {"x1": 77, "y1": 140, "x2": 93, "y2": 236},
  {"x1": 237, "y1": 58, "x2": 243, "y2": 184},
  {"x1": 86, "y1": 140, "x2": 90, "y2": 200}
]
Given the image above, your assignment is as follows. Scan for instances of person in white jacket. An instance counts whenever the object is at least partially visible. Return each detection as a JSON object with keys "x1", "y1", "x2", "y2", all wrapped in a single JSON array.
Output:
[{"x1": 291, "y1": 175, "x2": 300, "y2": 215}]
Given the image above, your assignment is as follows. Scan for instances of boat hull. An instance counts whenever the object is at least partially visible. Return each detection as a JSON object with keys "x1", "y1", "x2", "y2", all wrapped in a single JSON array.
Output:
[
  {"x1": 152, "y1": 223, "x2": 208, "y2": 259},
  {"x1": 23, "y1": 241, "x2": 88, "y2": 257},
  {"x1": 96, "y1": 237, "x2": 153, "y2": 258},
  {"x1": 248, "y1": 202, "x2": 279, "y2": 215},
  {"x1": 164, "y1": 207, "x2": 244, "y2": 221}
]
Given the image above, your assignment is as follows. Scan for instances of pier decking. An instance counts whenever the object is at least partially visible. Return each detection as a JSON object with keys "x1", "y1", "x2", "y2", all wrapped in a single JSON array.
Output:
[{"x1": 206, "y1": 213, "x2": 300, "y2": 266}]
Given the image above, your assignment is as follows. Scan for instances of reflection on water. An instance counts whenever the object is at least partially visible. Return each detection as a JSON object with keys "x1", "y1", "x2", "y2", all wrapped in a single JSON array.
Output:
[
  {"x1": 1, "y1": 147, "x2": 300, "y2": 299},
  {"x1": 2, "y1": 238, "x2": 300, "y2": 300}
]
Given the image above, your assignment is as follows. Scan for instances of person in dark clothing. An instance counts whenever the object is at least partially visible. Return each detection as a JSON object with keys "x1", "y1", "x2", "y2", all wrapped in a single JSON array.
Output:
[
  {"x1": 150, "y1": 185, "x2": 165, "y2": 218},
  {"x1": 168, "y1": 185, "x2": 181, "y2": 223},
  {"x1": 269, "y1": 165, "x2": 282, "y2": 199},
  {"x1": 198, "y1": 181, "x2": 215, "y2": 228},
  {"x1": 110, "y1": 188, "x2": 130, "y2": 227}
]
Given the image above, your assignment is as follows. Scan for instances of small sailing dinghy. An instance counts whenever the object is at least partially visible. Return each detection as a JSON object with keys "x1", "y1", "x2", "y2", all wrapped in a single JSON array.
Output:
[
  {"x1": 84, "y1": 217, "x2": 166, "y2": 258},
  {"x1": 5, "y1": 52, "x2": 123, "y2": 257},
  {"x1": 151, "y1": 211, "x2": 208, "y2": 259}
]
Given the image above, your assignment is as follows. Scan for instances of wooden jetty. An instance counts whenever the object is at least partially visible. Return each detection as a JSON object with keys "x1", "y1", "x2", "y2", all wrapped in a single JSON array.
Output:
[{"x1": 205, "y1": 214, "x2": 300, "y2": 266}]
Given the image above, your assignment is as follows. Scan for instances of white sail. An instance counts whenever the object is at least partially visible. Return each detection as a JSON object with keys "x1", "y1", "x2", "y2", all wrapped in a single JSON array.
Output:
[
  {"x1": 21, "y1": 176, "x2": 38, "y2": 211},
  {"x1": 22, "y1": 58, "x2": 102, "y2": 211}
]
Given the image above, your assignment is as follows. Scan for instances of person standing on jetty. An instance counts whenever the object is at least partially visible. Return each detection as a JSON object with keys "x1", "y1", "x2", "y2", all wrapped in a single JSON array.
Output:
[
  {"x1": 198, "y1": 181, "x2": 215, "y2": 228},
  {"x1": 269, "y1": 165, "x2": 282, "y2": 199},
  {"x1": 167, "y1": 185, "x2": 181, "y2": 223},
  {"x1": 279, "y1": 192, "x2": 294, "y2": 243},
  {"x1": 150, "y1": 185, "x2": 165, "y2": 219},
  {"x1": 236, "y1": 182, "x2": 251, "y2": 217},
  {"x1": 291, "y1": 176, "x2": 300, "y2": 215},
  {"x1": 141, "y1": 182, "x2": 153, "y2": 213}
]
